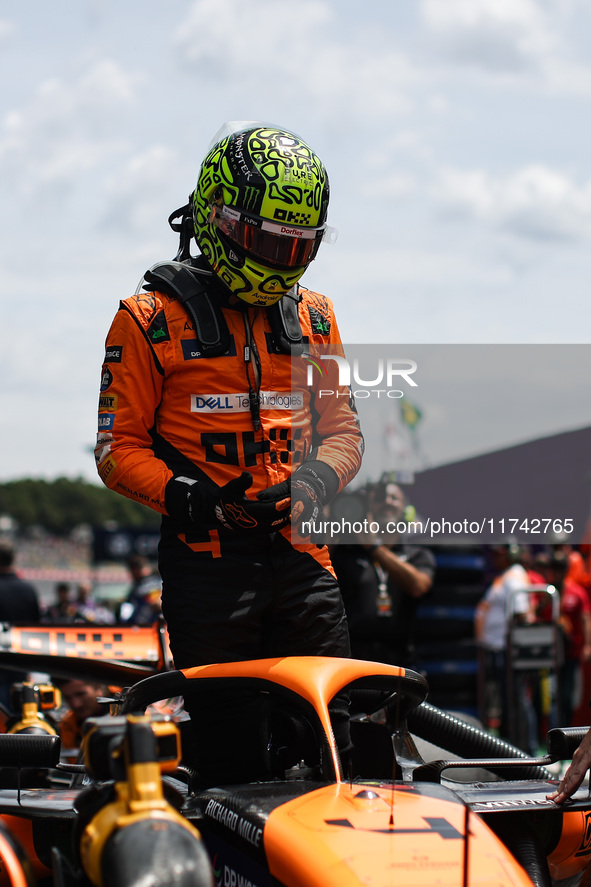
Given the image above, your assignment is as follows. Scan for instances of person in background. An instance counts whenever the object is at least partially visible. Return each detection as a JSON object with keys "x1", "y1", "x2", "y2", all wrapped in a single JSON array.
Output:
[
  {"x1": 543, "y1": 550, "x2": 591, "y2": 727},
  {"x1": 73, "y1": 582, "x2": 116, "y2": 624},
  {"x1": 525, "y1": 548, "x2": 549, "y2": 585},
  {"x1": 117, "y1": 555, "x2": 155, "y2": 622},
  {"x1": 332, "y1": 480, "x2": 435, "y2": 669},
  {"x1": 544, "y1": 556, "x2": 591, "y2": 803},
  {"x1": 0, "y1": 538, "x2": 42, "y2": 709},
  {"x1": 0, "y1": 539, "x2": 41, "y2": 622},
  {"x1": 120, "y1": 572, "x2": 163, "y2": 625},
  {"x1": 54, "y1": 678, "x2": 109, "y2": 755},
  {"x1": 73, "y1": 582, "x2": 98, "y2": 620},
  {"x1": 42, "y1": 582, "x2": 77, "y2": 623},
  {"x1": 525, "y1": 549, "x2": 559, "y2": 747},
  {"x1": 475, "y1": 544, "x2": 535, "y2": 747},
  {"x1": 566, "y1": 546, "x2": 591, "y2": 596}
]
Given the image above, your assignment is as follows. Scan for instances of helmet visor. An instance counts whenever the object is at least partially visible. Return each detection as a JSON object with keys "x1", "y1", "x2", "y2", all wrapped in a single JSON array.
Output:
[{"x1": 211, "y1": 204, "x2": 335, "y2": 268}]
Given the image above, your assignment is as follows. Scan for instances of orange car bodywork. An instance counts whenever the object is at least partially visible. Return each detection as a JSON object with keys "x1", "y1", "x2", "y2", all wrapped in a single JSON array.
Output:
[
  {"x1": 264, "y1": 783, "x2": 534, "y2": 887},
  {"x1": 179, "y1": 658, "x2": 536, "y2": 887},
  {"x1": 2, "y1": 623, "x2": 170, "y2": 668},
  {"x1": 0, "y1": 816, "x2": 51, "y2": 884}
]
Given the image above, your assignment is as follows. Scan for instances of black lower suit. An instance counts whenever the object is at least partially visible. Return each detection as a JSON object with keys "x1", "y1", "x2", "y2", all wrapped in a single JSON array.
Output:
[{"x1": 159, "y1": 523, "x2": 351, "y2": 785}]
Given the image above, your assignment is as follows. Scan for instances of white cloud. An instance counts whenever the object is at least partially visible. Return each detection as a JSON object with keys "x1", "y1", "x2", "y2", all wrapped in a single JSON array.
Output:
[
  {"x1": 0, "y1": 19, "x2": 15, "y2": 42},
  {"x1": 101, "y1": 144, "x2": 183, "y2": 233},
  {"x1": 421, "y1": 0, "x2": 557, "y2": 71},
  {"x1": 174, "y1": 0, "x2": 416, "y2": 119},
  {"x1": 419, "y1": 0, "x2": 591, "y2": 95},
  {"x1": 175, "y1": 0, "x2": 332, "y2": 67},
  {"x1": 361, "y1": 172, "x2": 418, "y2": 201},
  {"x1": 422, "y1": 0, "x2": 552, "y2": 44},
  {"x1": 0, "y1": 59, "x2": 140, "y2": 194},
  {"x1": 433, "y1": 165, "x2": 591, "y2": 241},
  {"x1": 544, "y1": 58, "x2": 591, "y2": 95}
]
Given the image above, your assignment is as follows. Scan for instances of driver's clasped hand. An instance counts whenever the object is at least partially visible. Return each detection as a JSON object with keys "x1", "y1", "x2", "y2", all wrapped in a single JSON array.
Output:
[
  {"x1": 216, "y1": 472, "x2": 292, "y2": 532},
  {"x1": 257, "y1": 461, "x2": 339, "y2": 531},
  {"x1": 166, "y1": 471, "x2": 289, "y2": 532},
  {"x1": 166, "y1": 460, "x2": 338, "y2": 534}
]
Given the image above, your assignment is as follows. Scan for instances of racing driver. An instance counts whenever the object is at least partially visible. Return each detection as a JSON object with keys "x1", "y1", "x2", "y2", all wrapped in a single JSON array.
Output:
[{"x1": 95, "y1": 122, "x2": 364, "y2": 786}]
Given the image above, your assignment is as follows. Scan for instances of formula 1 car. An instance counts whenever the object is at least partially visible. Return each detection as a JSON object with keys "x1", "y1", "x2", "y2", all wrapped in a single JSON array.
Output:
[{"x1": 0, "y1": 654, "x2": 589, "y2": 887}]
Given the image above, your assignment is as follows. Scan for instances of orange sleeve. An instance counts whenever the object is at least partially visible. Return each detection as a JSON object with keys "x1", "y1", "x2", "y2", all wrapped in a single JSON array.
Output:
[{"x1": 95, "y1": 297, "x2": 172, "y2": 514}]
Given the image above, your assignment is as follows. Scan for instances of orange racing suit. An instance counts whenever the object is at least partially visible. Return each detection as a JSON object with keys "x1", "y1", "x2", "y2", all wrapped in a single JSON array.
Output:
[
  {"x1": 96, "y1": 273, "x2": 363, "y2": 783},
  {"x1": 96, "y1": 282, "x2": 362, "y2": 555}
]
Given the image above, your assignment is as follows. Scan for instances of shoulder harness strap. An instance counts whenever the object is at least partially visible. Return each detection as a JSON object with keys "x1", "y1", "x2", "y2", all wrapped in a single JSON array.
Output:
[
  {"x1": 143, "y1": 261, "x2": 304, "y2": 357},
  {"x1": 267, "y1": 287, "x2": 305, "y2": 355},
  {"x1": 143, "y1": 262, "x2": 230, "y2": 357}
]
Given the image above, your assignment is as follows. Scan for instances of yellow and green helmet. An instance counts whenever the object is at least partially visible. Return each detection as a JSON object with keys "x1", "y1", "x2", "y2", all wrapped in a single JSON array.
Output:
[{"x1": 192, "y1": 123, "x2": 334, "y2": 306}]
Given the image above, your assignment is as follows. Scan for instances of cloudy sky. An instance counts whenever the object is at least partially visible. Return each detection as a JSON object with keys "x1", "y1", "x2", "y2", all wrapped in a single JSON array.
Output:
[{"x1": 2, "y1": 0, "x2": 591, "y2": 483}]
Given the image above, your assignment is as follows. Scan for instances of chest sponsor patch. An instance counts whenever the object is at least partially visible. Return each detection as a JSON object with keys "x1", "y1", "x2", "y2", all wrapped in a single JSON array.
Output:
[
  {"x1": 190, "y1": 391, "x2": 304, "y2": 412},
  {"x1": 181, "y1": 337, "x2": 237, "y2": 360}
]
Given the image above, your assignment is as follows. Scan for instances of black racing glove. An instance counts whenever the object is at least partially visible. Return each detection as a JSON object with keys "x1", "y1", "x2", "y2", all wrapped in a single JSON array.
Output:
[
  {"x1": 165, "y1": 472, "x2": 253, "y2": 527},
  {"x1": 165, "y1": 472, "x2": 291, "y2": 532},
  {"x1": 215, "y1": 475, "x2": 291, "y2": 532},
  {"x1": 256, "y1": 461, "x2": 339, "y2": 534}
]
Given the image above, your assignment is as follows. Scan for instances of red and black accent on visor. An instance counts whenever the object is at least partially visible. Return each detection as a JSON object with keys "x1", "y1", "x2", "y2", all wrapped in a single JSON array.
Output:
[{"x1": 209, "y1": 203, "x2": 332, "y2": 269}]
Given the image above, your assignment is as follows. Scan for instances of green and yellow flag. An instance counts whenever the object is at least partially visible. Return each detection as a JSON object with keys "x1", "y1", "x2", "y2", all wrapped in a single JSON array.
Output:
[{"x1": 399, "y1": 398, "x2": 423, "y2": 429}]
